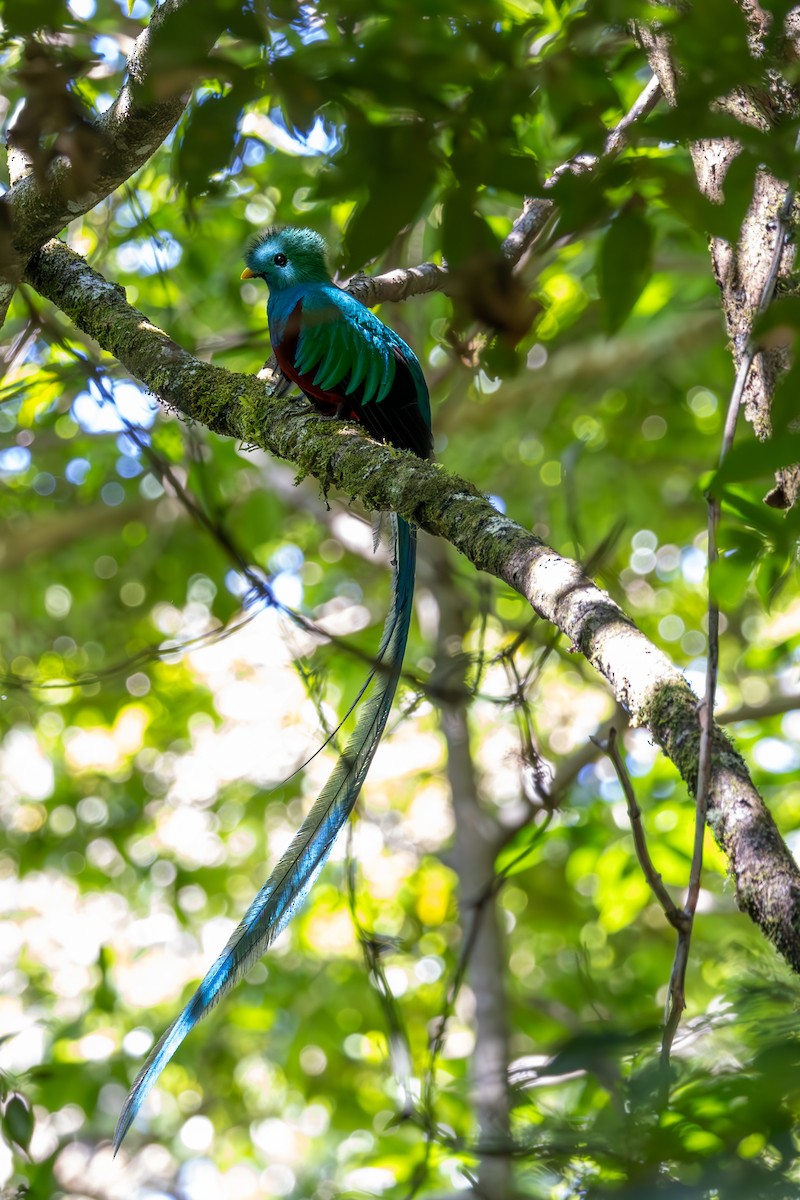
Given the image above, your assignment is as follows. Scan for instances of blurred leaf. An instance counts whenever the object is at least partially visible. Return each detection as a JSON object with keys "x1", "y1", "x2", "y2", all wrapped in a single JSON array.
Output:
[
  {"x1": 708, "y1": 433, "x2": 800, "y2": 489},
  {"x1": 754, "y1": 548, "x2": 793, "y2": 608},
  {"x1": 3, "y1": 1095, "x2": 33, "y2": 1152},
  {"x1": 541, "y1": 48, "x2": 621, "y2": 144},
  {"x1": 441, "y1": 189, "x2": 499, "y2": 266},
  {"x1": 669, "y1": 0, "x2": 755, "y2": 93},
  {"x1": 176, "y1": 89, "x2": 246, "y2": 199},
  {"x1": 490, "y1": 150, "x2": 539, "y2": 196},
  {"x1": 2, "y1": 0, "x2": 63, "y2": 34},
  {"x1": 337, "y1": 124, "x2": 438, "y2": 268},
  {"x1": 597, "y1": 200, "x2": 654, "y2": 333},
  {"x1": 546, "y1": 1026, "x2": 656, "y2": 1078},
  {"x1": 710, "y1": 552, "x2": 754, "y2": 609}
]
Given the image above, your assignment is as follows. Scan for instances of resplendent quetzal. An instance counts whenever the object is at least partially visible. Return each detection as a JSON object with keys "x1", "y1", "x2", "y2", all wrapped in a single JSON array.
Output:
[{"x1": 114, "y1": 226, "x2": 431, "y2": 1149}]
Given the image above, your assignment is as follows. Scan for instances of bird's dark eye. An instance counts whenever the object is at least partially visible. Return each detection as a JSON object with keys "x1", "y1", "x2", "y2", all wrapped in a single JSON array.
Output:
[{"x1": 273, "y1": 253, "x2": 287, "y2": 267}]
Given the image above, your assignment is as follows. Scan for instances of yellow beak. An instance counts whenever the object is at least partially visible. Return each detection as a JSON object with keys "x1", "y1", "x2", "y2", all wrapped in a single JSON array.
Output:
[{"x1": 240, "y1": 267, "x2": 256, "y2": 280}]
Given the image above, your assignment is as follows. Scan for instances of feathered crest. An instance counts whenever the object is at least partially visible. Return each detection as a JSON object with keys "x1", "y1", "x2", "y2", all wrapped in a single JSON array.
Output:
[
  {"x1": 246, "y1": 223, "x2": 284, "y2": 255},
  {"x1": 244, "y1": 225, "x2": 330, "y2": 283}
]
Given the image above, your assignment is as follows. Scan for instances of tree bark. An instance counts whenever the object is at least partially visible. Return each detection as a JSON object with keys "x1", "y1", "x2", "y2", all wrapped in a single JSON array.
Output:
[
  {"x1": 635, "y1": 14, "x2": 799, "y2": 493},
  {"x1": 429, "y1": 539, "x2": 514, "y2": 1199}
]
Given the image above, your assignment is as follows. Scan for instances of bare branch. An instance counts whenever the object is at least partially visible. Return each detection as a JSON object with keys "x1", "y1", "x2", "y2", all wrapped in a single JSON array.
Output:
[
  {"x1": 602, "y1": 728, "x2": 684, "y2": 926},
  {"x1": 547, "y1": 73, "x2": 662, "y2": 185},
  {"x1": 345, "y1": 73, "x2": 662, "y2": 307}
]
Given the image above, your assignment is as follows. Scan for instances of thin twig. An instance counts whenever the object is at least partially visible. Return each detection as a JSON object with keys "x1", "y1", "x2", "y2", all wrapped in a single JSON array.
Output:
[
  {"x1": 347, "y1": 74, "x2": 662, "y2": 307},
  {"x1": 604, "y1": 74, "x2": 663, "y2": 157},
  {"x1": 598, "y1": 728, "x2": 691, "y2": 1069},
  {"x1": 600, "y1": 729, "x2": 684, "y2": 927},
  {"x1": 662, "y1": 182, "x2": 797, "y2": 1066},
  {"x1": 547, "y1": 74, "x2": 662, "y2": 187},
  {"x1": 345, "y1": 822, "x2": 416, "y2": 1116},
  {"x1": 402, "y1": 814, "x2": 552, "y2": 1200}
]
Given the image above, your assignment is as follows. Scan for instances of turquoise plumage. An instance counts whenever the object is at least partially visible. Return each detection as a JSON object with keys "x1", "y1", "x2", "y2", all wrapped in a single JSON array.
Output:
[{"x1": 114, "y1": 227, "x2": 431, "y2": 1150}]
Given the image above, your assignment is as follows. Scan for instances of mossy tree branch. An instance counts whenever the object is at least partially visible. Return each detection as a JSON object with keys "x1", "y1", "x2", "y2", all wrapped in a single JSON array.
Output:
[{"x1": 25, "y1": 236, "x2": 800, "y2": 975}]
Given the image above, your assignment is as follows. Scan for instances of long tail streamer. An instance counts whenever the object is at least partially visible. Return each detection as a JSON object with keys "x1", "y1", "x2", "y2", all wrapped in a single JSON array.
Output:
[{"x1": 114, "y1": 516, "x2": 416, "y2": 1150}]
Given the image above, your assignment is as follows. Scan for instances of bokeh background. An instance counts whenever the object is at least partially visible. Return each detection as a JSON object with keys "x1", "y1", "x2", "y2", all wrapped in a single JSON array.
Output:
[{"x1": 3, "y1": 0, "x2": 800, "y2": 1197}]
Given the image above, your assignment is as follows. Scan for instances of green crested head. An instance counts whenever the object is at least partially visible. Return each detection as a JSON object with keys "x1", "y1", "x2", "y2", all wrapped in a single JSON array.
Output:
[{"x1": 242, "y1": 226, "x2": 331, "y2": 290}]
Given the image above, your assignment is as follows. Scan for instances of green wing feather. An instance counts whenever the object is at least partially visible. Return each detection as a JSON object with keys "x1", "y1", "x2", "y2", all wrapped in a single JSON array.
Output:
[{"x1": 295, "y1": 293, "x2": 401, "y2": 407}]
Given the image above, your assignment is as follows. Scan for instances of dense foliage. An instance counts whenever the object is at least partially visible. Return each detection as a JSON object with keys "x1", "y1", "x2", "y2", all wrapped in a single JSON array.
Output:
[{"x1": 2, "y1": 0, "x2": 800, "y2": 1197}]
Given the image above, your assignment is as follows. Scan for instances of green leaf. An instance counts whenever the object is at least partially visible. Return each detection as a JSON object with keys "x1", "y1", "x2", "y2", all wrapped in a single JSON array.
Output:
[
  {"x1": 548, "y1": 164, "x2": 617, "y2": 238},
  {"x1": 541, "y1": 48, "x2": 622, "y2": 142},
  {"x1": 669, "y1": 0, "x2": 755, "y2": 94},
  {"x1": 495, "y1": 824, "x2": 548, "y2": 877},
  {"x1": 597, "y1": 201, "x2": 654, "y2": 333},
  {"x1": 709, "y1": 553, "x2": 753, "y2": 610},
  {"x1": 755, "y1": 548, "x2": 792, "y2": 609},
  {"x1": 441, "y1": 190, "x2": 499, "y2": 266},
  {"x1": 708, "y1": 433, "x2": 800, "y2": 490},
  {"x1": 176, "y1": 89, "x2": 246, "y2": 200},
  {"x1": 490, "y1": 150, "x2": 540, "y2": 197},
  {"x1": 3, "y1": 1094, "x2": 34, "y2": 1152},
  {"x1": 719, "y1": 488, "x2": 787, "y2": 537},
  {"x1": 632, "y1": 151, "x2": 756, "y2": 243},
  {"x1": 340, "y1": 124, "x2": 438, "y2": 269},
  {"x1": 2, "y1": 0, "x2": 62, "y2": 34},
  {"x1": 271, "y1": 56, "x2": 325, "y2": 131}
]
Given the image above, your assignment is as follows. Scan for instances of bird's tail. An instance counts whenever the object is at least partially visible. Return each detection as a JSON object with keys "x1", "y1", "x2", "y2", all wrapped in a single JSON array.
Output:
[{"x1": 114, "y1": 515, "x2": 416, "y2": 1151}]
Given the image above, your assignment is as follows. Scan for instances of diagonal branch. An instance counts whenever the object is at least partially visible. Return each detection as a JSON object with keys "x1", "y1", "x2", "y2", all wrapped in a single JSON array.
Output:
[
  {"x1": 24, "y1": 236, "x2": 800, "y2": 975},
  {"x1": 346, "y1": 73, "x2": 662, "y2": 308},
  {"x1": 0, "y1": 0, "x2": 228, "y2": 327}
]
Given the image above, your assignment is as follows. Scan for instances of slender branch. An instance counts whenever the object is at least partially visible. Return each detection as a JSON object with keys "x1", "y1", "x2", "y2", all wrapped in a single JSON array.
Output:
[
  {"x1": 547, "y1": 74, "x2": 662, "y2": 185},
  {"x1": 663, "y1": 179, "x2": 797, "y2": 1065},
  {"x1": 604, "y1": 74, "x2": 664, "y2": 157},
  {"x1": 346, "y1": 73, "x2": 662, "y2": 308},
  {"x1": 660, "y1": 932, "x2": 692, "y2": 1070},
  {"x1": 25, "y1": 237, "x2": 800, "y2": 976},
  {"x1": 0, "y1": 0, "x2": 227, "y2": 326},
  {"x1": 601, "y1": 728, "x2": 684, "y2": 926},
  {"x1": 598, "y1": 728, "x2": 699, "y2": 1070}
]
